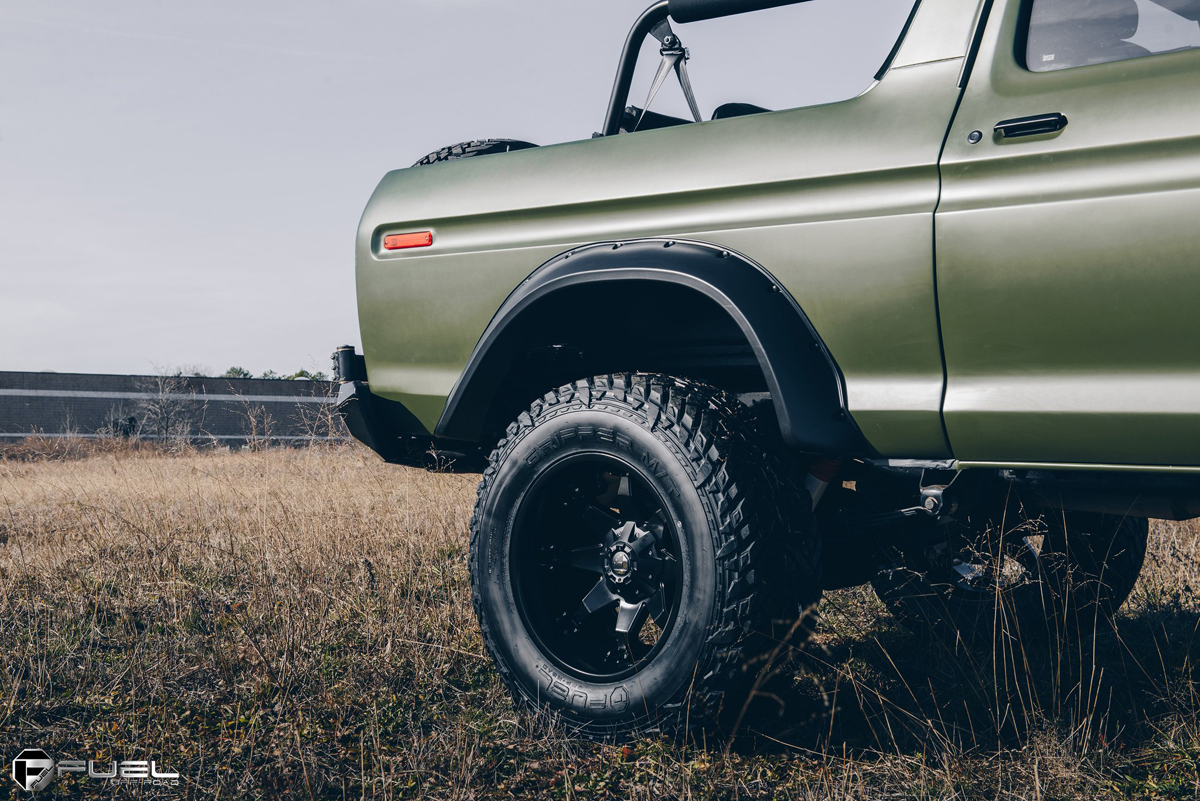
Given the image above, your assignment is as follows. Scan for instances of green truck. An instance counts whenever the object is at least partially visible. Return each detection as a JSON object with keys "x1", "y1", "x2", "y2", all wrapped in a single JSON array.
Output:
[{"x1": 333, "y1": 0, "x2": 1200, "y2": 738}]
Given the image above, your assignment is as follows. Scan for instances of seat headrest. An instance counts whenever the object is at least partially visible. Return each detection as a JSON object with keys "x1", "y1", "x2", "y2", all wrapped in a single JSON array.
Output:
[{"x1": 1029, "y1": 0, "x2": 1147, "y2": 68}]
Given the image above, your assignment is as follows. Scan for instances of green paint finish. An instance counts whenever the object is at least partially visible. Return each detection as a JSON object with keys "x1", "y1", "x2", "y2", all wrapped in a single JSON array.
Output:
[
  {"x1": 357, "y1": 0, "x2": 978, "y2": 457},
  {"x1": 357, "y1": 0, "x2": 1200, "y2": 470},
  {"x1": 937, "y1": 0, "x2": 1200, "y2": 465}
]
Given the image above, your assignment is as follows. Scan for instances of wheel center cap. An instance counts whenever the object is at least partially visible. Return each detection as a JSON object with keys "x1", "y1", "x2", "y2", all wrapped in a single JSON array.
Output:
[{"x1": 607, "y1": 540, "x2": 639, "y2": 585}]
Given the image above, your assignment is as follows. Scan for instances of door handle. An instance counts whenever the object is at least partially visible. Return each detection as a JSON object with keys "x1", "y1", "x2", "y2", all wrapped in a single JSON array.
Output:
[{"x1": 994, "y1": 112, "x2": 1068, "y2": 138}]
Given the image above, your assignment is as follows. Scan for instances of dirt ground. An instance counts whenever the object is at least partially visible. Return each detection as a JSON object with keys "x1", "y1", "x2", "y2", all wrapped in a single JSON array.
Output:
[{"x1": 2, "y1": 443, "x2": 1198, "y2": 799}]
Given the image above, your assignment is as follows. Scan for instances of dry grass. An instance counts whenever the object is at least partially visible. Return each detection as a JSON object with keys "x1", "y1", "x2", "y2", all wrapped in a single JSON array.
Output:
[{"x1": 1, "y1": 443, "x2": 1198, "y2": 799}]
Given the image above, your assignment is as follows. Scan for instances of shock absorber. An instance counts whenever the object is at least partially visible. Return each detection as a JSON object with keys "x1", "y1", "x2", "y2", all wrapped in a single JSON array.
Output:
[{"x1": 805, "y1": 457, "x2": 844, "y2": 510}]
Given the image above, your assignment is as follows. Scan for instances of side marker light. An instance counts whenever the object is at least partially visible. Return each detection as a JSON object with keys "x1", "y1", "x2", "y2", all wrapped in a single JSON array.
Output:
[{"x1": 383, "y1": 231, "x2": 433, "y2": 250}]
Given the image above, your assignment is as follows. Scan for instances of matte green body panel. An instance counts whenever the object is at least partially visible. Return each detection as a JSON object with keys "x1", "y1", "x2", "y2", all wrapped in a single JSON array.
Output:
[
  {"x1": 938, "y1": 0, "x2": 1200, "y2": 465},
  {"x1": 890, "y1": 0, "x2": 978, "y2": 70},
  {"x1": 356, "y1": 0, "x2": 981, "y2": 458}
]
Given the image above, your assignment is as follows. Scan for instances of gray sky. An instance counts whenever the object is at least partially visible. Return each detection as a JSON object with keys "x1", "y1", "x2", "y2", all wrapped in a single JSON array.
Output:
[{"x1": 0, "y1": 0, "x2": 912, "y2": 377}]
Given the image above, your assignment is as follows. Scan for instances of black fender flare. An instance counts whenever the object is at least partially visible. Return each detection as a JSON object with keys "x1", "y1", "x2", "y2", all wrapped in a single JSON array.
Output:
[{"x1": 435, "y1": 238, "x2": 874, "y2": 456}]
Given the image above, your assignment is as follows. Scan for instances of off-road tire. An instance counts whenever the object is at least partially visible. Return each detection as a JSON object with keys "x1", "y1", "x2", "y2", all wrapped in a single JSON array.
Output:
[
  {"x1": 469, "y1": 374, "x2": 820, "y2": 740},
  {"x1": 872, "y1": 508, "x2": 1147, "y2": 647},
  {"x1": 413, "y1": 139, "x2": 538, "y2": 167}
]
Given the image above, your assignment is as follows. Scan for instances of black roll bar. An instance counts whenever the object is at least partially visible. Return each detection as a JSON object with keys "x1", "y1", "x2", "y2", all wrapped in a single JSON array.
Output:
[
  {"x1": 600, "y1": 0, "x2": 812, "y2": 137},
  {"x1": 601, "y1": 1, "x2": 670, "y2": 137}
]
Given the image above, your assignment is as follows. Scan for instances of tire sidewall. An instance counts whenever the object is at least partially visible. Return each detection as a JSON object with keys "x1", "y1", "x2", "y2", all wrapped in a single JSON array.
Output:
[{"x1": 474, "y1": 402, "x2": 720, "y2": 728}]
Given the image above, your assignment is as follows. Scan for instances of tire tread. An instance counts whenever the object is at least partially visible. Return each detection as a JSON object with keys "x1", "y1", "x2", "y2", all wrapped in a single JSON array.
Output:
[{"x1": 468, "y1": 374, "x2": 819, "y2": 739}]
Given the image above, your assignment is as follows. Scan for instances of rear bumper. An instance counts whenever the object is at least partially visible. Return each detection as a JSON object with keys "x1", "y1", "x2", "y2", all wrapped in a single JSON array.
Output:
[
  {"x1": 332, "y1": 346, "x2": 483, "y2": 471},
  {"x1": 335, "y1": 380, "x2": 415, "y2": 463}
]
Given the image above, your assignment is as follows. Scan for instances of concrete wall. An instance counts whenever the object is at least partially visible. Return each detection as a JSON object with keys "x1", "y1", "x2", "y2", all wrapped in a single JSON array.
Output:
[{"x1": 0, "y1": 371, "x2": 343, "y2": 444}]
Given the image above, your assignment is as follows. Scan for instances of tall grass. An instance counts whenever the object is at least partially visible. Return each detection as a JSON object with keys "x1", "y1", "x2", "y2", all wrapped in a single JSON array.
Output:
[{"x1": 1, "y1": 444, "x2": 1197, "y2": 798}]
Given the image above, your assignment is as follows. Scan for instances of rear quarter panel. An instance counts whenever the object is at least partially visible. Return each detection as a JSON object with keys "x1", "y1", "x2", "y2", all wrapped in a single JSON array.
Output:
[{"x1": 356, "y1": 0, "x2": 975, "y2": 456}]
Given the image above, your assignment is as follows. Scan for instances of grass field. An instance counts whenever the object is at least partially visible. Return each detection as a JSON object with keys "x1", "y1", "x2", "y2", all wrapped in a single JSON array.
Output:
[{"x1": 2, "y1": 442, "x2": 1198, "y2": 799}]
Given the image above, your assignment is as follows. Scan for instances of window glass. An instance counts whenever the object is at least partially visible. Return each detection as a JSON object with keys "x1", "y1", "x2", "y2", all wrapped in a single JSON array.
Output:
[{"x1": 1027, "y1": 0, "x2": 1200, "y2": 72}]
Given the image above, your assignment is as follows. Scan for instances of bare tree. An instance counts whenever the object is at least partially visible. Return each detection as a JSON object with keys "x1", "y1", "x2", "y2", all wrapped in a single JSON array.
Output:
[{"x1": 136, "y1": 373, "x2": 205, "y2": 445}]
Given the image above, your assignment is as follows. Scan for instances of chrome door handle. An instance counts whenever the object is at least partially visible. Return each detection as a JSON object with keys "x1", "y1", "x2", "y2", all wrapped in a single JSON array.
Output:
[{"x1": 994, "y1": 112, "x2": 1068, "y2": 138}]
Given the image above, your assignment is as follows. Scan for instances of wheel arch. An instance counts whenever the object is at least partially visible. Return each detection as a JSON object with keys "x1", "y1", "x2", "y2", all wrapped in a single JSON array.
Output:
[{"x1": 435, "y1": 238, "x2": 875, "y2": 456}]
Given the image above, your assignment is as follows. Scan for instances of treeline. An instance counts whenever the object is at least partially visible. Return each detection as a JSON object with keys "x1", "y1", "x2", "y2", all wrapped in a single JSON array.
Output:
[{"x1": 221, "y1": 367, "x2": 330, "y2": 381}]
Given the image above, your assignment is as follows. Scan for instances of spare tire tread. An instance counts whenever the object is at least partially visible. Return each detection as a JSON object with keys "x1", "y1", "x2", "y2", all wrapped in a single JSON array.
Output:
[{"x1": 413, "y1": 139, "x2": 538, "y2": 167}]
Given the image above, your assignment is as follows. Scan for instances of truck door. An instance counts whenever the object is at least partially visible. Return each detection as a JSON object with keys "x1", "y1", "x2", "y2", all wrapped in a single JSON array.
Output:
[{"x1": 937, "y1": 0, "x2": 1200, "y2": 466}]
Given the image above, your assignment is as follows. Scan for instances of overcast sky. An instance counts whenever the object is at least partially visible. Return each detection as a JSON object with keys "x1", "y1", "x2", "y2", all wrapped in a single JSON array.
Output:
[{"x1": 0, "y1": 0, "x2": 913, "y2": 377}]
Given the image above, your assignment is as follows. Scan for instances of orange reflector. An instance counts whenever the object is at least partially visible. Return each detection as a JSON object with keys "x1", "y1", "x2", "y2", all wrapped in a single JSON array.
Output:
[{"x1": 383, "y1": 231, "x2": 433, "y2": 250}]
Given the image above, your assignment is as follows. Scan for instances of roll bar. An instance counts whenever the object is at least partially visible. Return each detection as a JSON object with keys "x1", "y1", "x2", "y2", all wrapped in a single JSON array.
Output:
[
  {"x1": 601, "y1": 2, "x2": 669, "y2": 137},
  {"x1": 601, "y1": 0, "x2": 811, "y2": 136},
  {"x1": 668, "y1": 0, "x2": 811, "y2": 23}
]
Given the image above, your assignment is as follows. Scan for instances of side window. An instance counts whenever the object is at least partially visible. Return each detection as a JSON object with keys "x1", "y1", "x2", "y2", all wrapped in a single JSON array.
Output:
[{"x1": 1026, "y1": 0, "x2": 1200, "y2": 72}]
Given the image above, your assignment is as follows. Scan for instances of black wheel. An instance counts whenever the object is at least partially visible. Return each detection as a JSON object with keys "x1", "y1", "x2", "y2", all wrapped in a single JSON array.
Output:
[
  {"x1": 872, "y1": 493, "x2": 1147, "y2": 647},
  {"x1": 469, "y1": 374, "x2": 820, "y2": 739},
  {"x1": 412, "y1": 139, "x2": 537, "y2": 167}
]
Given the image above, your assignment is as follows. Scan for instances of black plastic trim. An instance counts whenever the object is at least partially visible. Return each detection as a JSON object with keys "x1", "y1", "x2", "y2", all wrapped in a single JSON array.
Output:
[
  {"x1": 875, "y1": 0, "x2": 925, "y2": 81},
  {"x1": 435, "y1": 238, "x2": 876, "y2": 457},
  {"x1": 336, "y1": 381, "x2": 423, "y2": 462},
  {"x1": 994, "y1": 112, "x2": 1068, "y2": 138},
  {"x1": 957, "y1": 0, "x2": 997, "y2": 88},
  {"x1": 335, "y1": 380, "x2": 485, "y2": 471}
]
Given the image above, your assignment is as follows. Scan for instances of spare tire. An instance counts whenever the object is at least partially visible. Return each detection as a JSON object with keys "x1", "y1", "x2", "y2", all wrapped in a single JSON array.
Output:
[{"x1": 413, "y1": 139, "x2": 538, "y2": 167}]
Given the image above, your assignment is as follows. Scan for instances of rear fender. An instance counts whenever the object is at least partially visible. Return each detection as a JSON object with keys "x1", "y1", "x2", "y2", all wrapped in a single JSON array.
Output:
[{"x1": 436, "y1": 238, "x2": 874, "y2": 456}]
